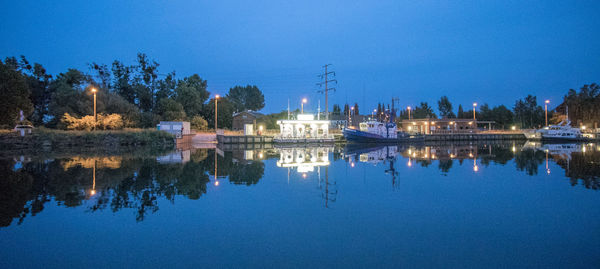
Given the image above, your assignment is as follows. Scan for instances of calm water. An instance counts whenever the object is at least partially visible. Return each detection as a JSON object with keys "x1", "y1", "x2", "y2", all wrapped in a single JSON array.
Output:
[{"x1": 1, "y1": 141, "x2": 599, "y2": 268}]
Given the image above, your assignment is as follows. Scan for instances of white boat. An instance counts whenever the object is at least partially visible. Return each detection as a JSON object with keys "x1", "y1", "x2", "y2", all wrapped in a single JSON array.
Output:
[{"x1": 535, "y1": 119, "x2": 585, "y2": 141}]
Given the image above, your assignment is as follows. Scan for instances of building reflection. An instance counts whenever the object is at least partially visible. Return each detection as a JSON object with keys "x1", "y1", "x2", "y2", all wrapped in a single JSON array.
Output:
[
  {"x1": 274, "y1": 146, "x2": 336, "y2": 207},
  {"x1": 1, "y1": 142, "x2": 599, "y2": 228}
]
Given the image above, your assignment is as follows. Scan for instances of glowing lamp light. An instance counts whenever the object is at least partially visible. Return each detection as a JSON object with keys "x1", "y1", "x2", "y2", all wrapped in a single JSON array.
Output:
[
  {"x1": 302, "y1": 173, "x2": 307, "y2": 179},
  {"x1": 215, "y1": 94, "x2": 220, "y2": 99},
  {"x1": 511, "y1": 126, "x2": 516, "y2": 130},
  {"x1": 215, "y1": 181, "x2": 219, "y2": 186},
  {"x1": 90, "y1": 190, "x2": 96, "y2": 196},
  {"x1": 407, "y1": 160, "x2": 412, "y2": 167},
  {"x1": 350, "y1": 162, "x2": 355, "y2": 168},
  {"x1": 473, "y1": 165, "x2": 479, "y2": 172},
  {"x1": 473, "y1": 102, "x2": 477, "y2": 107},
  {"x1": 302, "y1": 98, "x2": 307, "y2": 104},
  {"x1": 545, "y1": 100, "x2": 550, "y2": 104},
  {"x1": 91, "y1": 87, "x2": 97, "y2": 93}
]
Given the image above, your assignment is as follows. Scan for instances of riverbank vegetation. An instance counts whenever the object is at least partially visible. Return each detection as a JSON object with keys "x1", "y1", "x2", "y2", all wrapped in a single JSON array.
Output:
[
  {"x1": 0, "y1": 54, "x2": 265, "y2": 130},
  {"x1": 0, "y1": 127, "x2": 174, "y2": 151}
]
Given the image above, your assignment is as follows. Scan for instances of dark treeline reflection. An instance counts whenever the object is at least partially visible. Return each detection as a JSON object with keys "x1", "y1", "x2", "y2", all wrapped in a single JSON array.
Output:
[
  {"x1": 2, "y1": 142, "x2": 599, "y2": 227},
  {"x1": 0, "y1": 149, "x2": 265, "y2": 227},
  {"x1": 347, "y1": 141, "x2": 600, "y2": 190}
]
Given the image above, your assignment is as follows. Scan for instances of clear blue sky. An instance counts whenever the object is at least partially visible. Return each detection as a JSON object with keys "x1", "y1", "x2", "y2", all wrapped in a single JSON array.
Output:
[{"x1": 2, "y1": 0, "x2": 599, "y2": 114}]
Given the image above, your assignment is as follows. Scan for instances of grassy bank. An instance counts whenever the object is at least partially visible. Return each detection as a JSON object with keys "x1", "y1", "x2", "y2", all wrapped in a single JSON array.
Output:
[{"x1": 0, "y1": 128, "x2": 175, "y2": 153}]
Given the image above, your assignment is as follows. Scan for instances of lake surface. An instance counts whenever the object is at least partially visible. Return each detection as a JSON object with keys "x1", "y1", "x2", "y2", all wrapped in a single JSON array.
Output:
[{"x1": 1, "y1": 141, "x2": 599, "y2": 268}]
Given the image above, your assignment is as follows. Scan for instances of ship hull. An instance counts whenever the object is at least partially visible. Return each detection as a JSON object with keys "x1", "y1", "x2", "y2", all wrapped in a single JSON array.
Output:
[{"x1": 343, "y1": 128, "x2": 413, "y2": 143}]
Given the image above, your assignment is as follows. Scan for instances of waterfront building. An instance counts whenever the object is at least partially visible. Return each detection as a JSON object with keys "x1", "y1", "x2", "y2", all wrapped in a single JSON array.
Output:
[
  {"x1": 401, "y1": 118, "x2": 495, "y2": 135},
  {"x1": 232, "y1": 111, "x2": 264, "y2": 131},
  {"x1": 275, "y1": 114, "x2": 333, "y2": 143}
]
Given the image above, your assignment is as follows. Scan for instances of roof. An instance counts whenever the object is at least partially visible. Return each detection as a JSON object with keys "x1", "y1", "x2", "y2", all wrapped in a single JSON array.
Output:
[{"x1": 233, "y1": 110, "x2": 264, "y2": 118}]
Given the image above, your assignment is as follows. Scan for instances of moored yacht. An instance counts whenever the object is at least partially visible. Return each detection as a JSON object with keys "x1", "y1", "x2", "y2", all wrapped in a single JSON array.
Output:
[{"x1": 534, "y1": 119, "x2": 585, "y2": 141}]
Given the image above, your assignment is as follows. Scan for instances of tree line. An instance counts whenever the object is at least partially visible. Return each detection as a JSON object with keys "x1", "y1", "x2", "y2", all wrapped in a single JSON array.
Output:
[
  {"x1": 0, "y1": 54, "x2": 265, "y2": 130},
  {"x1": 360, "y1": 84, "x2": 598, "y2": 129}
]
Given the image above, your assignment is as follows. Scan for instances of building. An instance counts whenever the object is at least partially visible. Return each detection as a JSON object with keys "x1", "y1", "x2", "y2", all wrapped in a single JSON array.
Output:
[
  {"x1": 158, "y1": 121, "x2": 191, "y2": 138},
  {"x1": 400, "y1": 118, "x2": 495, "y2": 134},
  {"x1": 232, "y1": 111, "x2": 264, "y2": 131},
  {"x1": 275, "y1": 114, "x2": 333, "y2": 142}
]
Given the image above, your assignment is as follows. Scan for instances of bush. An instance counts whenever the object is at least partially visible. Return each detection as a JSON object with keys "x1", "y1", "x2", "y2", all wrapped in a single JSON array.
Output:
[
  {"x1": 61, "y1": 113, "x2": 124, "y2": 131},
  {"x1": 190, "y1": 115, "x2": 208, "y2": 131}
]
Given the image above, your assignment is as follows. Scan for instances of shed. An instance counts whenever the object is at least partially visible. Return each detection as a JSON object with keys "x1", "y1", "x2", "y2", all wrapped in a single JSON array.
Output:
[
  {"x1": 158, "y1": 121, "x2": 191, "y2": 138},
  {"x1": 232, "y1": 111, "x2": 264, "y2": 131}
]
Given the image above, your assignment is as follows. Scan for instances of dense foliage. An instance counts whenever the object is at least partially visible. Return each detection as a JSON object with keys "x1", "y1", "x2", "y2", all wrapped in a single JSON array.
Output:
[{"x1": 0, "y1": 54, "x2": 265, "y2": 130}]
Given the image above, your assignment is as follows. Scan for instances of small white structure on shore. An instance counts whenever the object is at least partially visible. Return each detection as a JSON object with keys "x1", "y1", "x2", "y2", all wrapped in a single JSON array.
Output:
[
  {"x1": 158, "y1": 121, "x2": 190, "y2": 138},
  {"x1": 275, "y1": 114, "x2": 333, "y2": 142}
]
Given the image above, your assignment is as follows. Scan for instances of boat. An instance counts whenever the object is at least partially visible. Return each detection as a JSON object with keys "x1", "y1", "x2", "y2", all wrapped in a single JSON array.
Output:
[
  {"x1": 343, "y1": 120, "x2": 400, "y2": 143},
  {"x1": 527, "y1": 119, "x2": 587, "y2": 141},
  {"x1": 525, "y1": 106, "x2": 590, "y2": 141}
]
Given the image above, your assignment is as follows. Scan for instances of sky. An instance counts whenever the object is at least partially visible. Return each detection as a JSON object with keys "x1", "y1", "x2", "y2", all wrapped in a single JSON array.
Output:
[{"x1": 2, "y1": 0, "x2": 599, "y2": 114}]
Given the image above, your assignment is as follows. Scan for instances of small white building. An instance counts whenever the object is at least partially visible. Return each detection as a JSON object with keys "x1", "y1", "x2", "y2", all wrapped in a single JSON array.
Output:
[
  {"x1": 158, "y1": 121, "x2": 191, "y2": 138},
  {"x1": 275, "y1": 114, "x2": 333, "y2": 143}
]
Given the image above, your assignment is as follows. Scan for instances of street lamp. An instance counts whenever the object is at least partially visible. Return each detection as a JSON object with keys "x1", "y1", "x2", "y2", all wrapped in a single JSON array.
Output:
[
  {"x1": 372, "y1": 109, "x2": 376, "y2": 118},
  {"x1": 407, "y1": 106, "x2": 411, "y2": 120},
  {"x1": 472, "y1": 102, "x2": 477, "y2": 121},
  {"x1": 545, "y1": 100, "x2": 550, "y2": 126},
  {"x1": 215, "y1": 95, "x2": 220, "y2": 133},
  {"x1": 350, "y1": 106, "x2": 354, "y2": 126},
  {"x1": 301, "y1": 98, "x2": 307, "y2": 114},
  {"x1": 90, "y1": 87, "x2": 97, "y2": 130}
]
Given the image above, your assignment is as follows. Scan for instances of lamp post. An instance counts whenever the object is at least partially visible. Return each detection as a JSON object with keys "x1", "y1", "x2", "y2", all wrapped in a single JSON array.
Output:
[
  {"x1": 350, "y1": 106, "x2": 354, "y2": 126},
  {"x1": 472, "y1": 102, "x2": 477, "y2": 121},
  {"x1": 372, "y1": 109, "x2": 376, "y2": 118},
  {"x1": 91, "y1": 87, "x2": 97, "y2": 130},
  {"x1": 407, "y1": 106, "x2": 411, "y2": 120},
  {"x1": 545, "y1": 100, "x2": 550, "y2": 126},
  {"x1": 215, "y1": 95, "x2": 220, "y2": 133},
  {"x1": 301, "y1": 98, "x2": 307, "y2": 114}
]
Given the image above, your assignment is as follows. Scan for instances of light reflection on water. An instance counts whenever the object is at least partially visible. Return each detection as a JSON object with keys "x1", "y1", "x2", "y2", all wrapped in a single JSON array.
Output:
[{"x1": 1, "y1": 141, "x2": 599, "y2": 267}]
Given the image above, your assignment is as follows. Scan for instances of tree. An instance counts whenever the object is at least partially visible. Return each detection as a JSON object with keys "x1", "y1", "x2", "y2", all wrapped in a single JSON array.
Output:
[
  {"x1": 111, "y1": 60, "x2": 135, "y2": 103},
  {"x1": 332, "y1": 104, "x2": 341, "y2": 115},
  {"x1": 0, "y1": 60, "x2": 33, "y2": 127},
  {"x1": 15, "y1": 56, "x2": 53, "y2": 125},
  {"x1": 513, "y1": 95, "x2": 544, "y2": 128},
  {"x1": 47, "y1": 69, "x2": 93, "y2": 127},
  {"x1": 155, "y1": 98, "x2": 186, "y2": 121},
  {"x1": 190, "y1": 115, "x2": 208, "y2": 130},
  {"x1": 175, "y1": 74, "x2": 210, "y2": 117},
  {"x1": 457, "y1": 104, "x2": 464, "y2": 118},
  {"x1": 353, "y1": 103, "x2": 359, "y2": 115},
  {"x1": 226, "y1": 85, "x2": 265, "y2": 112},
  {"x1": 203, "y1": 97, "x2": 234, "y2": 129},
  {"x1": 437, "y1": 96, "x2": 454, "y2": 118},
  {"x1": 492, "y1": 105, "x2": 514, "y2": 129},
  {"x1": 563, "y1": 83, "x2": 600, "y2": 127},
  {"x1": 343, "y1": 104, "x2": 350, "y2": 116},
  {"x1": 413, "y1": 102, "x2": 436, "y2": 119}
]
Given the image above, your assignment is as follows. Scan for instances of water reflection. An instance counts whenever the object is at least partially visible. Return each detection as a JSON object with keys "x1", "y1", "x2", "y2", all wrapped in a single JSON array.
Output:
[{"x1": 1, "y1": 141, "x2": 599, "y2": 227}]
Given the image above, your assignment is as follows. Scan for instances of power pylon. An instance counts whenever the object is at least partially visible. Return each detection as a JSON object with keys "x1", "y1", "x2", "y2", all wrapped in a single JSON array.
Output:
[{"x1": 317, "y1": 64, "x2": 337, "y2": 120}]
